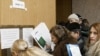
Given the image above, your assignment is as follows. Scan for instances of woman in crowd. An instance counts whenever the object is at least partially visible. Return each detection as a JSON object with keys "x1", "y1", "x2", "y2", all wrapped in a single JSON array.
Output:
[
  {"x1": 50, "y1": 25, "x2": 78, "y2": 56},
  {"x1": 85, "y1": 23, "x2": 100, "y2": 56},
  {"x1": 11, "y1": 39, "x2": 52, "y2": 56},
  {"x1": 50, "y1": 25, "x2": 69, "y2": 56}
]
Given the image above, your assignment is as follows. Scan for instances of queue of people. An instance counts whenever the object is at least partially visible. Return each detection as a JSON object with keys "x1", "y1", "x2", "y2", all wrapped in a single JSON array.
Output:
[
  {"x1": 10, "y1": 13, "x2": 100, "y2": 56},
  {"x1": 85, "y1": 23, "x2": 100, "y2": 56}
]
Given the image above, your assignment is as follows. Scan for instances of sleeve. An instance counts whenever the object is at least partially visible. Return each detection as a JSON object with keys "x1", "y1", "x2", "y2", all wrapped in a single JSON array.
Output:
[
  {"x1": 53, "y1": 44, "x2": 64, "y2": 56},
  {"x1": 53, "y1": 46, "x2": 62, "y2": 56}
]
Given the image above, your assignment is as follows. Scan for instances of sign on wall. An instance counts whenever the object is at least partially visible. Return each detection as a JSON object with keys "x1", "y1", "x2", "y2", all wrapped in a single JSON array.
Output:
[{"x1": 10, "y1": 0, "x2": 27, "y2": 11}]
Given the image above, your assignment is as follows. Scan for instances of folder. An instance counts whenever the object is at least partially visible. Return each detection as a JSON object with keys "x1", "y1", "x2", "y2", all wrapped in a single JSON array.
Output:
[{"x1": 66, "y1": 44, "x2": 82, "y2": 56}]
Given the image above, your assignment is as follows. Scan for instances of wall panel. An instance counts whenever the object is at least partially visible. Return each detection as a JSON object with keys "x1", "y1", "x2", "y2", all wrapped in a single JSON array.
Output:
[{"x1": 0, "y1": 0, "x2": 56, "y2": 28}]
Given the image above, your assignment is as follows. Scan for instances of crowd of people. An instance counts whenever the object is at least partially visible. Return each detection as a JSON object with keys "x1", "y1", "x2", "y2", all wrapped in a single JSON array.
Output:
[{"x1": 11, "y1": 13, "x2": 100, "y2": 56}]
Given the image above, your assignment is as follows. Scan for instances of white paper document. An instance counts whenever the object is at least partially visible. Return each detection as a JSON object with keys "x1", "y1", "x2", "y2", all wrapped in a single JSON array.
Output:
[
  {"x1": 0, "y1": 28, "x2": 19, "y2": 49},
  {"x1": 31, "y1": 22, "x2": 51, "y2": 50},
  {"x1": 66, "y1": 44, "x2": 82, "y2": 56},
  {"x1": 23, "y1": 28, "x2": 34, "y2": 47}
]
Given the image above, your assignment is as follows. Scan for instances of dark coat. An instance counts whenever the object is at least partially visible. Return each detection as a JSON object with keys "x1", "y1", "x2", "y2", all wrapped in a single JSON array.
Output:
[{"x1": 53, "y1": 37, "x2": 77, "y2": 56}]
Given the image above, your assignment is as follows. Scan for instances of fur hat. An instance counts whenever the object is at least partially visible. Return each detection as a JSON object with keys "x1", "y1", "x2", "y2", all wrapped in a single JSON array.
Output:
[
  {"x1": 67, "y1": 22, "x2": 80, "y2": 31},
  {"x1": 68, "y1": 13, "x2": 80, "y2": 21}
]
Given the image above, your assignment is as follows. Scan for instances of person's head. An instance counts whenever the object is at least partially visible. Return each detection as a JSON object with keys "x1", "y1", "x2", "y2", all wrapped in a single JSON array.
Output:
[
  {"x1": 11, "y1": 39, "x2": 28, "y2": 56},
  {"x1": 67, "y1": 22, "x2": 81, "y2": 40},
  {"x1": 50, "y1": 25, "x2": 69, "y2": 44},
  {"x1": 88, "y1": 23, "x2": 100, "y2": 45},
  {"x1": 82, "y1": 19, "x2": 89, "y2": 27},
  {"x1": 11, "y1": 39, "x2": 52, "y2": 56},
  {"x1": 68, "y1": 13, "x2": 83, "y2": 24}
]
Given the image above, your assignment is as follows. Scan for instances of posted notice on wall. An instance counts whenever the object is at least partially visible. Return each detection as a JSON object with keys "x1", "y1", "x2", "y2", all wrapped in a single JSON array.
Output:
[
  {"x1": 31, "y1": 22, "x2": 51, "y2": 50},
  {"x1": 10, "y1": 0, "x2": 27, "y2": 11},
  {"x1": 23, "y1": 28, "x2": 34, "y2": 47},
  {"x1": 0, "y1": 28, "x2": 19, "y2": 49}
]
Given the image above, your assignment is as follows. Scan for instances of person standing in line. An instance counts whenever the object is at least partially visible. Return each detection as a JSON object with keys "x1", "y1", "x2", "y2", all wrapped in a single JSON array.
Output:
[
  {"x1": 66, "y1": 13, "x2": 89, "y2": 55},
  {"x1": 50, "y1": 25, "x2": 69, "y2": 56},
  {"x1": 85, "y1": 23, "x2": 100, "y2": 56},
  {"x1": 11, "y1": 39, "x2": 52, "y2": 56},
  {"x1": 50, "y1": 25, "x2": 78, "y2": 56}
]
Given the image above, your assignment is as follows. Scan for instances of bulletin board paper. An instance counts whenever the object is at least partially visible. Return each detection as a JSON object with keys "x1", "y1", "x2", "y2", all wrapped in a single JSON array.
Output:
[
  {"x1": 0, "y1": 28, "x2": 19, "y2": 49},
  {"x1": 22, "y1": 28, "x2": 34, "y2": 47}
]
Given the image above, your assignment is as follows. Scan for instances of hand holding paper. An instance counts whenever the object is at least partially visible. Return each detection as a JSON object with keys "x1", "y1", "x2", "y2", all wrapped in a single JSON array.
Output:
[{"x1": 31, "y1": 22, "x2": 51, "y2": 50}]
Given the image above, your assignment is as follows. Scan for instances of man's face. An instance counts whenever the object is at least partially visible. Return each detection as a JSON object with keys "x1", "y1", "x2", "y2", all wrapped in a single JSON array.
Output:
[
  {"x1": 70, "y1": 31, "x2": 80, "y2": 40},
  {"x1": 69, "y1": 19, "x2": 79, "y2": 23}
]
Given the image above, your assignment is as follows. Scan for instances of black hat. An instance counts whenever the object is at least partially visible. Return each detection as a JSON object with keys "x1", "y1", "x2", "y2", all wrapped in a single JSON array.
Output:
[{"x1": 67, "y1": 22, "x2": 80, "y2": 31}]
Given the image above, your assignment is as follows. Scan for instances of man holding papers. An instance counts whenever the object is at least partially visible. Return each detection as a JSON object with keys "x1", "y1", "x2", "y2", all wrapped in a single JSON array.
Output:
[{"x1": 66, "y1": 22, "x2": 82, "y2": 56}]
